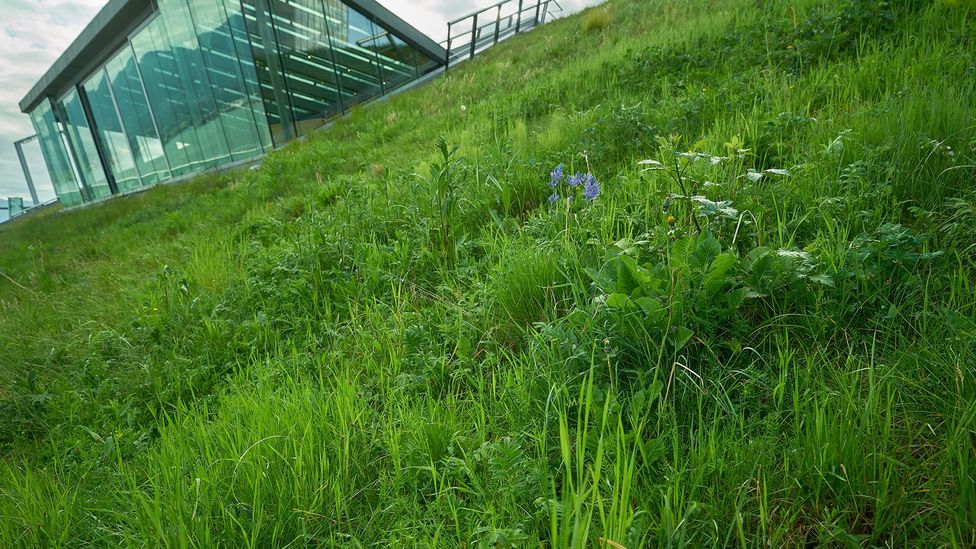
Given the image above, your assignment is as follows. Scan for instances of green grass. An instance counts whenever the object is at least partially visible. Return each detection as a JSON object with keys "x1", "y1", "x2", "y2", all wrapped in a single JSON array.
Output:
[{"x1": 1, "y1": 0, "x2": 975, "y2": 545}]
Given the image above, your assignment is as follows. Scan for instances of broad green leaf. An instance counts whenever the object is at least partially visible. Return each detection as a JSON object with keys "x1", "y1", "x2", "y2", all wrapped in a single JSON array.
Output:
[
  {"x1": 671, "y1": 326, "x2": 694, "y2": 351},
  {"x1": 725, "y1": 286, "x2": 757, "y2": 311},
  {"x1": 606, "y1": 293, "x2": 633, "y2": 308},
  {"x1": 704, "y1": 253, "x2": 737, "y2": 295},
  {"x1": 103, "y1": 436, "x2": 115, "y2": 459},
  {"x1": 746, "y1": 248, "x2": 774, "y2": 288},
  {"x1": 635, "y1": 297, "x2": 666, "y2": 322},
  {"x1": 692, "y1": 196, "x2": 739, "y2": 219},
  {"x1": 615, "y1": 255, "x2": 648, "y2": 294},
  {"x1": 640, "y1": 437, "x2": 666, "y2": 464},
  {"x1": 586, "y1": 260, "x2": 618, "y2": 291},
  {"x1": 691, "y1": 234, "x2": 722, "y2": 268},
  {"x1": 633, "y1": 380, "x2": 665, "y2": 413},
  {"x1": 808, "y1": 273, "x2": 834, "y2": 286}
]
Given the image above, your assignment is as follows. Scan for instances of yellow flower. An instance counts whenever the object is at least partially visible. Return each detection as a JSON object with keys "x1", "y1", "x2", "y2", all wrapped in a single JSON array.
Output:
[{"x1": 666, "y1": 215, "x2": 676, "y2": 225}]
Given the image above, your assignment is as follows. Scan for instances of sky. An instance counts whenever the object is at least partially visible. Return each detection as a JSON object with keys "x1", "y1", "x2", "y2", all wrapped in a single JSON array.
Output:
[{"x1": 0, "y1": 0, "x2": 599, "y2": 215}]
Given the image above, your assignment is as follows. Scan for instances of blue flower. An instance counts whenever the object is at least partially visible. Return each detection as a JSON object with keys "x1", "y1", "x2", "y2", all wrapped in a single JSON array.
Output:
[
  {"x1": 550, "y1": 164, "x2": 565, "y2": 188},
  {"x1": 568, "y1": 173, "x2": 584, "y2": 187},
  {"x1": 548, "y1": 192, "x2": 560, "y2": 204},
  {"x1": 583, "y1": 175, "x2": 601, "y2": 201}
]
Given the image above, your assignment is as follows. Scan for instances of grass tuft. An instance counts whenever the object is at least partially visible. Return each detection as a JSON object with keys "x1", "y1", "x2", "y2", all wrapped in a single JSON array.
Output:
[{"x1": 581, "y1": 8, "x2": 613, "y2": 34}]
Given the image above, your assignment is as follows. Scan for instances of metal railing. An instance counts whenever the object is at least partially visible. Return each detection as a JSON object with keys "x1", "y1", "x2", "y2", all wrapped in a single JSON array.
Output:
[
  {"x1": 443, "y1": 0, "x2": 563, "y2": 69},
  {"x1": 14, "y1": 135, "x2": 41, "y2": 206}
]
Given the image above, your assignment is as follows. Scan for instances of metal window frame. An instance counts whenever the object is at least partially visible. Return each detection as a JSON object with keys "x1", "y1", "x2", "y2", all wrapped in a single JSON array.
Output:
[{"x1": 13, "y1": 136, "x2": 41, "y2": 206}]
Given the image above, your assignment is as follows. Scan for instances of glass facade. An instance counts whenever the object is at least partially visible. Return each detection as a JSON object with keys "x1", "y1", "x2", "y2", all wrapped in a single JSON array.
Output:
[
  {"x1": 23, "y1": 0, "x2": 442, "y2": 207},
  {"x1": 28, "y1": 99, "x2": 85, "y2": 207},
  {"x1": 57, "y1": 89, "x2": 113, "y2": 201}
]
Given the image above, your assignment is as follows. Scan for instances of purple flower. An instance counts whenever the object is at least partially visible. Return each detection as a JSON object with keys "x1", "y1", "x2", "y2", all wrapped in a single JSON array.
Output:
[
  {"x1": 568, "y1": 173, "x2": 584, "y2": 187},
  {"x1": 550, "y1": 164, "x2": 565, "y2": 188},
  {"x1": 548, "y1": 192, "x2": 560, "y2": 204},
  {"x1": 583, "y1": 175, "x2": 600, "y2": 201}
]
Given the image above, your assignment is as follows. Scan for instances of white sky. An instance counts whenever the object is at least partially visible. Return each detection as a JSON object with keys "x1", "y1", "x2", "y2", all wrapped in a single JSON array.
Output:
[{"x1": 0, "y1": 0, "x2": 599, "y2": 213}]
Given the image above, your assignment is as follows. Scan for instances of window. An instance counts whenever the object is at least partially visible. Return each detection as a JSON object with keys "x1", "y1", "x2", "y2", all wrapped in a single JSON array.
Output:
[
  {"x1": 28, "y1": 99, "x2": 85, "y2": 206},
  {"x1": 57, "y1": 89, "x2": 113, "y2": 201}
]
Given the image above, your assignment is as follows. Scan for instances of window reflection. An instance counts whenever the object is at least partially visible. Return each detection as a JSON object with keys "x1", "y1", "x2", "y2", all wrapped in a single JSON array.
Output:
[
  {"x1": 58, "y1": 89, "x2": 112, "y2": 200},
  {"x1": 28, "y1": 99, "x2": 84, "y2": 206},
  {"x1": 30, "y1": 0, "x2": 441, "y2": 206},
  {"x1": 82, "y1": 69, "x2": 143, "y2": 193}
]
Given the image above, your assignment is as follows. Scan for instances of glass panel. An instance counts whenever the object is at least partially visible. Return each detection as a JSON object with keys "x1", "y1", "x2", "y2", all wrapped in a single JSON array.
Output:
[
  {"x1": 237, "y1": 0, "x2": 443, "y2": 142},
  {"x1": 105, "y1": 47, "x2": 171, "y2": 185},
  {"x1": 155, "y1": 0, "x2": 234, "y2": 170},
  {"x1": 58, "y1": 89, "x2": 113, "y2": 200},
  {"x1": 8, "y1": 198, "x2": 25, "y2": 218},
  {"x1": 187, "y1": 0, "x2": 270, "y2": 161},
  {"x1": 83, "y1": 68, "x2": 143, "y2": 193},
  {"x1": 221, "y1": 0, "x2": 274, "y2": 151},
  {"x1": 387, "y1": 30, "x2": 438, "y2": 83},
  {"x1": 18, "y1": 138, "x2": 58, "y2": 205},
  {"x1": 28, "y1": 99, "x2": 85, "y2": 207},
  {"x1": 240, "y1": 0, "x2": 296, "y2": 143},
  {"x1": 131, "y1": 16, "x2": 208, "y2": 176},
  {"x1": 357, "y1": 25, "x2": 417, "y2": 92},
  {"x1": 324, "y1": 2, "x2": 384, "y2": 111},
  {"x1": 269, "y1": 0, "x2": 346, "y2": 135}
]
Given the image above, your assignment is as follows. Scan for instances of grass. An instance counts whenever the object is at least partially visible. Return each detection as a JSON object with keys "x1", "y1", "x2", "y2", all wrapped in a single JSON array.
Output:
[
  {"x1": 580, "y1": 8, "x2": 612, "y2": 34},
  {"x1": 1, "y1": 0, "x2": 975, "y2": 545}
]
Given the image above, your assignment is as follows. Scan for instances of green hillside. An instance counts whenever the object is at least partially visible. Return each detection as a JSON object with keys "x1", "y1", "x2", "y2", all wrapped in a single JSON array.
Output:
[{"x1": 2, "y1": 0, "x2": 975, "y2": 545}]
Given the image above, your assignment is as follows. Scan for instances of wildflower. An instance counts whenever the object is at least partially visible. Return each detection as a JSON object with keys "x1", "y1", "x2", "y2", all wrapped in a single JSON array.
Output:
[
  {"x1": 568, "y1": 173, "x2": 584, "y2": 187},
  {"x1": 550, "y1": 164, "x2": 565, "y2": 188},
  {"x1": 548, "y1": 192, "x2": 560, "y2": 204},
  {"x1": 583, "y1": 175, "x2": 600, "y2": 201},
  {"x1": 666, "y1": 215, "x2": 676, "y2": 225}
]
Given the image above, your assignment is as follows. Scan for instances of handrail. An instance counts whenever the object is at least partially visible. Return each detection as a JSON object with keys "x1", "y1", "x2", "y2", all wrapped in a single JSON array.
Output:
[
  {"x1": 447, "y1": 0, "x2": 508, "y2": 26},
  {"x1": 444, "y1": 0, "x2": 563, "y2": 70}
]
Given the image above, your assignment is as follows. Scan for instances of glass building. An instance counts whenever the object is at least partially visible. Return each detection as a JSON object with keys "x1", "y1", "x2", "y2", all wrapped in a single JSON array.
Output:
[{"x1": 19, "y1": 0, "x2": 446, "y2": 207}]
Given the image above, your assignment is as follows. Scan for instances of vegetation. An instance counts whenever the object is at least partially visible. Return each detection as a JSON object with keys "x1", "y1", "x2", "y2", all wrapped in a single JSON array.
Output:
[{"x1": 1, "y1": 0, "x2": 975, "y2": 545}]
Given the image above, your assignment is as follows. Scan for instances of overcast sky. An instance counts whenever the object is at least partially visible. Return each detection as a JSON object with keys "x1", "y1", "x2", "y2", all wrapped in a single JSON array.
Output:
[{"x1": 0, "y1": 0, "x2": 599, "y2": 214}]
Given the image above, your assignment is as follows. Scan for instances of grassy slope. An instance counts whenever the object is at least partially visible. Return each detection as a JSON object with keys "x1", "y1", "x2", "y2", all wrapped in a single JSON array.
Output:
[{"x1": 1, "y1": 0, "x2": 975, "y2": 545}]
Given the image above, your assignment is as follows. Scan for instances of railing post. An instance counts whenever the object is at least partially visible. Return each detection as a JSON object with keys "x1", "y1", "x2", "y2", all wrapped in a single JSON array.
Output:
[
  {"x1": 470, "y1": 13, "x2": 479, "y2": 60},
  {"x1": 445, "y1": 22, "x2": 452, "y2": 70},
  {"x1": 494, "y1": 4, "x2": 502, "y2": 44},
  {"x1": 447, "y1": 0, "x2": 561, "y2": 67},
  {"x1": 14, "y1": 139, "x2": 40, "y2": 206}
]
